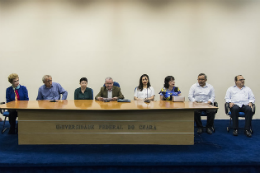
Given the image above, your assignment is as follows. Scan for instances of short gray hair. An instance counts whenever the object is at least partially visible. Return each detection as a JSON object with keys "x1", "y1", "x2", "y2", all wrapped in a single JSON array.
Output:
[
  {"x1": 198, "y1": 73, "x2": 207, "y2": 80},
  {"x1": 42, "y1": 75, "x2": 52, "y2": 83},
  {"x1": 105, "y1": 77, "x2": 113, "y2": 82}
]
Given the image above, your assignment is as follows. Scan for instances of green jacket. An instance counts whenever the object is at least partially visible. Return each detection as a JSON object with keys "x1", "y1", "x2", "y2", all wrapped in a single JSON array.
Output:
[
  {"x1": 74, "y1": 87, "x2": 93, "y2": 100},
  {"x1": 95, "y1": 86, "x2": 124, "y2": 100}
]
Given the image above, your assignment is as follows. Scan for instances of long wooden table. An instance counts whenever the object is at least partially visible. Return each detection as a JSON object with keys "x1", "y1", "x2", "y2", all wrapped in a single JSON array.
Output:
[{"x1": 0, "y1": 100, "x2": 217, "y2": 145}]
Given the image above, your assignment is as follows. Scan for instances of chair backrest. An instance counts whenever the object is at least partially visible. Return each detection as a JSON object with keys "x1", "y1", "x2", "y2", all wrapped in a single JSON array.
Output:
[
  {"x1": 0, "y1": 102, "x2": 9, "y2": 116},
  {"x1": 201, "y1": 102, "x2": 218, "y2": 116},
  {"x1": 103, "y1": 82, "x2": 120, "y2": 88},
  {"x1": 224, "y1": 102, "x2": 229, "y2": 115},
  {"x1": 214, "y1": 102, "x2": 218, "y2": 113}
]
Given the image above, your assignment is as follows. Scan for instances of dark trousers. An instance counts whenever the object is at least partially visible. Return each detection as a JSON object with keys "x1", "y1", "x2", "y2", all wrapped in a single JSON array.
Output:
[
  {"x1": 230, "y1": 105, "x2": 253, "y2": 130},
  {"x1": 8, "y1": 109, "x2": 18, "y2": 131},
  {"x1": 194, "y1": 110, "x2": 215, "y2": 128}
]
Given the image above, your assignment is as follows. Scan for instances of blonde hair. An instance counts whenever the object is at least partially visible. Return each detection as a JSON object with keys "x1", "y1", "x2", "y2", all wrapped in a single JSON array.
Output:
[
  {"x1": 8, "y1": 73, "x2": 19, "y2": 84},
  {"x1": 42, "y1": 75, "x2": 52, "y2": 83}
]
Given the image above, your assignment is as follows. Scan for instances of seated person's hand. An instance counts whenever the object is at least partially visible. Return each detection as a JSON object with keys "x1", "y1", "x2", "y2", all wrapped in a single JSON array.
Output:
[
  {"x1": 207, "y1": 101, "x2": 212, "y2": 105},
  {"x1": 112, "y1": 97, "x2": 118, "y2": 101},
  {"x1": 0, "y1": 117, "x2": 2, "y2": 121},
  {"x1": 144, "y1": 99, "x2": 151, "y2": 103},
  {"x1": 97, "y1": 97, "x2": 104, "y2": 101},
  {"x1": 195, "y1": 101, "x2": 202, "y2": 103},
  {"x1": 229, "y1": 102, "x2": 234, "y2": 108}
]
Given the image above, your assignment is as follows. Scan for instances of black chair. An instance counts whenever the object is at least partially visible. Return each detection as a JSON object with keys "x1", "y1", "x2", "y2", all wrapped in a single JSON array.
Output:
[
  {"x1": 195, "y1": 102, "x2": 218, "y2": 132},
  {"x1": 0, "y1": 102, "x2": 10, "y2": 134},
  {"x1": 225, "y1": 102, "x2": 255, "y2": 133}
]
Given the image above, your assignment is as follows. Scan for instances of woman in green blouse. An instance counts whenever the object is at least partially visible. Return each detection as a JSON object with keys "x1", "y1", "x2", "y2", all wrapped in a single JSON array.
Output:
[{"x1": 74, "y1": 77, "x2": 93, "y2": 100}]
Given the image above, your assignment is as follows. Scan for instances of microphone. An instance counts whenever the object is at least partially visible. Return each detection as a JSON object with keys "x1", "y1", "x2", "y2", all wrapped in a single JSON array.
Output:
[{"x1": 144, "y1": 87, "x2": 150, "y2": 103}]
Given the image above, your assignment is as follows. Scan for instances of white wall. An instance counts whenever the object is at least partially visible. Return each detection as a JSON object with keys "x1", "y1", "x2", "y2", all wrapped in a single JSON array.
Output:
[{"x1": 0, "y1": 0, "x2": 259, "y2": 119}]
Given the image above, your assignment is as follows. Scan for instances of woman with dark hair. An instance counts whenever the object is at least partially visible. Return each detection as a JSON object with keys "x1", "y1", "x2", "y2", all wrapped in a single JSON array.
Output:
[
  {"x1": 6, "y1": 73, "x2": 29, "y2": 134},
  {"x1": 74, "y1": 77, "x2": 93, "y2": 100},
  {"x1": 134, "y1": 74, "x2": 155, "y2": 101},
  {"x1": 159, "y1": 76, "x2": 181, "y2": 100}
]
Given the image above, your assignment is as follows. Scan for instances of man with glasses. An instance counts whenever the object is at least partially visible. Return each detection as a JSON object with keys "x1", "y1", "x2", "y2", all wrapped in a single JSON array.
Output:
[
  {"x1": 225, "y1": 75, "x2": 255, "y2": 137},
  {"x1": 188, "y1": 73, "x2": 216, "y2": 135},
  {"x1": 36, "y1": 75, "x2": 68, "y2": 100},
  {"x1": 95, "y1": 77, "x2": 124, "y2": 101}
]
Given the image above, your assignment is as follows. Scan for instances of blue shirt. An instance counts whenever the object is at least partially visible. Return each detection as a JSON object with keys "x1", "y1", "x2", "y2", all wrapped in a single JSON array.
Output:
[
  {"x1": 159, "y1": 87, "x2": 181, "y2": 101},
  {"x1": 6, "y1": 85, "x2": 29, "y2": 103},
  {"x1": 36, "y1": 82, "x2": 68, "y2": 100}
]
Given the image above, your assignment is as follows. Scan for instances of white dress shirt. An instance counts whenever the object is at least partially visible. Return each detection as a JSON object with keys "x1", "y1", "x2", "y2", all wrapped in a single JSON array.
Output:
[
  {"x1": 107, "y1": 89, "x2": 112, "y2": 99},
  {"x1": 188, "y1": 83, "x2": 215, "y2": 103},
  {"x1": 134, "y1": 86, "x2": 155, "y2": 99},
  {"x1": 225, "y1": 85, "x2": 255, "y2": 107}
]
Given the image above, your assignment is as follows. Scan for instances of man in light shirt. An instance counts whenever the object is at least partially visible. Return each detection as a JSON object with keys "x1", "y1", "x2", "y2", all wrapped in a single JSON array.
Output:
[
  {"x1": 95, "y1": 77, "x2": 124, "y2": 101},
  {"x1": 188, "y1": 73, "x2": 216, "y2": 135},
  {"x1": 225, "y1": 75, "x2": 255, "y2": 137},
  {"x1": 36, "y1": 75, "x2": 68, "y2": 100}
]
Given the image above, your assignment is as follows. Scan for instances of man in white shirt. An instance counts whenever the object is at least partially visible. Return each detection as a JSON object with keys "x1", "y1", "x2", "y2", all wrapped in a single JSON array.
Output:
[
  {"x1": 188, "y1": 73, "x2": 216, "y2": 135},
  {"x1": 225, "y1": 75, "x2": 255, "y2": 137}
]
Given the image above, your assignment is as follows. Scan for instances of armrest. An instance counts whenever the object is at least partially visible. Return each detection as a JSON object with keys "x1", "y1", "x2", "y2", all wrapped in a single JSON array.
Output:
[
  {"x1": 252, "y1": 103, "x2": 256, "y2": 115},
  {"x1": 225, "y1": 102, "x2": 229, "y2": 115}
]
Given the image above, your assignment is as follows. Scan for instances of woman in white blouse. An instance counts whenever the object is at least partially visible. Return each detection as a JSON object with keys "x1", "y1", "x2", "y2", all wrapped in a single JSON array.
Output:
[{"x1": 134, "y1": 74, "x2": 155, "y2": 101}]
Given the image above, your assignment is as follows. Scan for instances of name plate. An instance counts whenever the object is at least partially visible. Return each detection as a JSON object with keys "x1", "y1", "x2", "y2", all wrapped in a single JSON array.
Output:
[{"x1": 56, "y1": 124, "x2": 157, "y2": 130}]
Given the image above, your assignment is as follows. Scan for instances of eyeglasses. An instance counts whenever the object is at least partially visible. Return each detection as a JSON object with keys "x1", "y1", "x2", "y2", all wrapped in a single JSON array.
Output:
[{"x1": 238, "y1": 79, "x2": 245, "y2": 81}]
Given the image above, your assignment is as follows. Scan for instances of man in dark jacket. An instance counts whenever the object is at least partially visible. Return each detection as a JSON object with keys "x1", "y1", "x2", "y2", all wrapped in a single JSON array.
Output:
[{"x1": 95, "y1": 77, "x2": 124, "y2": 101}]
